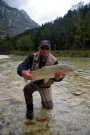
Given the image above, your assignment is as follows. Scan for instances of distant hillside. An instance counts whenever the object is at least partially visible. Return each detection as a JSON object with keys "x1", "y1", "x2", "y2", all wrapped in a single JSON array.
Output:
[
  {"x1": 0, "y1": 2, "x2": 90, "y2": 56},
  {"x1": 0, "y1": 0, "x2": 39, "y2": 37}
]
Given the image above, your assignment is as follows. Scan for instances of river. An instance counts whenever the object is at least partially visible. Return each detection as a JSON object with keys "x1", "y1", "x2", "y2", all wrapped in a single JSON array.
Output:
[{"x1": 0, "y1": 56, "x2": 90, "y2": 135}]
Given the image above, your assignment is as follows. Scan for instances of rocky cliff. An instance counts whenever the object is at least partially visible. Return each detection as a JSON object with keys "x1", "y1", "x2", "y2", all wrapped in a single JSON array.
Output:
[{"x1": 0, "y1": 0, "x2": 39, "y2": 37}]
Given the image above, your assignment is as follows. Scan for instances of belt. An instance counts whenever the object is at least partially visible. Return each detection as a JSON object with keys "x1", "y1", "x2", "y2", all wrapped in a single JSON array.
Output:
[{"x1": 34, "y1": 82, "x2": 50, "y2": 88}]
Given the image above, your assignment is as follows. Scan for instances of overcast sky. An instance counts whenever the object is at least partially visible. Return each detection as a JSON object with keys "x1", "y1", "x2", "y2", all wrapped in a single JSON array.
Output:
[{"x1": 3, "y1": 0, "x2": 90, "y2": 25}]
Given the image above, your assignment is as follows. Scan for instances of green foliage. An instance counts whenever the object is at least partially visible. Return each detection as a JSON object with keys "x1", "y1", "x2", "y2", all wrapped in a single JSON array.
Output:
[{"x1": 16, "y1": 35, "x2": 34, "y2": 51}]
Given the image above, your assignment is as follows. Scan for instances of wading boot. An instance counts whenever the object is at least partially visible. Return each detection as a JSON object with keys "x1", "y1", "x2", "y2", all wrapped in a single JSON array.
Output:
[
  {"x1": 26, "y1": 110, "x2": 33, "y2": 120},
  {"x1": 26, "y1": 103, "x2": 33, "y2": 120}
]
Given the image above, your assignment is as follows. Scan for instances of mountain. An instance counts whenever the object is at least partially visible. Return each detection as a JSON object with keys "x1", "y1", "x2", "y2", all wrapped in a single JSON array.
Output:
[{"x1": 0, "y1": 0, "x2": 39, "y2": 37}]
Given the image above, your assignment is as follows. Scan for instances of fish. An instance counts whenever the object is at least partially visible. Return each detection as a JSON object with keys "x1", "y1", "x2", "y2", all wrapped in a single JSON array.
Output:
[{"x1": 28, "y1": 64, "x2": 73, "y2": 82}]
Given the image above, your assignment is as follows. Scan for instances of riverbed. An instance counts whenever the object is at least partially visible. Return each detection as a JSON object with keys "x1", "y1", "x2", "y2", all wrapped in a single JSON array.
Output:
[{"x1": 0, "y1": 56, "x2": 90, "y2": 135}]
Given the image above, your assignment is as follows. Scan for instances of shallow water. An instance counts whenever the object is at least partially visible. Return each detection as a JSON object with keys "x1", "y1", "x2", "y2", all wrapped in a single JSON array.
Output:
[{"x1": 0, "y1": 56, "x2": 90, "y2": 135}]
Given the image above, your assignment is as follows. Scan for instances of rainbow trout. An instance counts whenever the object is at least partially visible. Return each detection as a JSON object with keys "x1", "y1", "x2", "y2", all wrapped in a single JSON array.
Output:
[{"x1": 29, "y1": 64, "x2": 73, "y2": 82}]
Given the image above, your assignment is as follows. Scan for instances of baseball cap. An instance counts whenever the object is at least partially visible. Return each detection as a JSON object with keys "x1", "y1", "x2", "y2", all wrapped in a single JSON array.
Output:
[{"x1": 39, "y1": 40, "x2": 51, "y2": 48}]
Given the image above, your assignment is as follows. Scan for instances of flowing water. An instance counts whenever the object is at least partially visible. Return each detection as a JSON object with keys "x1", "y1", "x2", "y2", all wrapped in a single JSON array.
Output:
[{"x1": 0, "y1": 56, "x2": 90, "y2": 135}]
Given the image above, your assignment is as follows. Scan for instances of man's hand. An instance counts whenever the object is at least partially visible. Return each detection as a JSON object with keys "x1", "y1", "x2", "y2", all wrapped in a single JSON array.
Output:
[
  {"x1": 54, "y1": 70, "x2": 67, "y2": 81},
  {"x1": 22, "y1": 70, "x2": 35, "y2": 80}
]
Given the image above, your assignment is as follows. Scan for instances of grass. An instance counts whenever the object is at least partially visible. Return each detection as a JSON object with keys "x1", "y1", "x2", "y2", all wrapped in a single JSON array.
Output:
[
  {"x1": 52, "y1": 50, "x2": 90, "y2": 57},
  {"x1": 1, "y1": 50, "x2": 90, "y2": 58}
]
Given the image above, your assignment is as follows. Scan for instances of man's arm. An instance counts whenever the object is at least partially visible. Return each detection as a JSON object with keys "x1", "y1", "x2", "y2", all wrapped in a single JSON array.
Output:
[{"x1": 17, "y1": 54, "x2": 33, "y2": 76}]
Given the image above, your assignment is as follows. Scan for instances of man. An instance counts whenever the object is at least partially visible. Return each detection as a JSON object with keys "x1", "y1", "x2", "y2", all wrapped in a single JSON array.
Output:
[{"x1": 17, "y1": 40, "x2": 66, "y2": 119}]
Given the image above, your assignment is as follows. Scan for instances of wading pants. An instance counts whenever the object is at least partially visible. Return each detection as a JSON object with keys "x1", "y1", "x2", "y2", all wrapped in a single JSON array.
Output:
[{"x1": 23, "y1": 82, "x2": 53, "y2": 109}]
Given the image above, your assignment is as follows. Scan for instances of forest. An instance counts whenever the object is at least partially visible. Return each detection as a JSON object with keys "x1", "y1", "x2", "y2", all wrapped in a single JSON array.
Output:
[{"x1": 0, "y1": 2, "x2": 90, "y2": 57}]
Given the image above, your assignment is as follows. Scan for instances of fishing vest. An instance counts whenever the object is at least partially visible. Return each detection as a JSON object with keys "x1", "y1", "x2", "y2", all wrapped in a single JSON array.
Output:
[
  {"x1": 31, "y1": 52, "x2": 57, "y2": 70},
  {"x1": 31, "y1": 52, "x2": 57, "y2": 87}
]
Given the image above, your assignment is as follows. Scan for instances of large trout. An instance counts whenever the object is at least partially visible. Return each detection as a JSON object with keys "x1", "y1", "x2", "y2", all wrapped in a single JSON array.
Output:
[{"x1": 28, "y1": 64, "x2": 73, "y2": 82}]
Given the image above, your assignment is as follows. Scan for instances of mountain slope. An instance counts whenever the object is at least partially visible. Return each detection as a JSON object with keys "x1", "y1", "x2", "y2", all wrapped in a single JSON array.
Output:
[{"x1": 0, "y1": 0, "x2": 39, "y2": 36}]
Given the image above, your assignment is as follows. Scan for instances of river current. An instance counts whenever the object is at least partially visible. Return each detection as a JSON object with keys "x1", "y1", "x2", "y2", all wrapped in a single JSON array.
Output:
[{"x1": 0, "y1": 56, "x2": 90, "y2": 135}]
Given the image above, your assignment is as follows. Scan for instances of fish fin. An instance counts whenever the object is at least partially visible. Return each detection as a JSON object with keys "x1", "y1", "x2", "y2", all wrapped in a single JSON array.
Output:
[
  {"x1": 23, "y1": 77, "x2": 27, "y2": 82},
  {"x1": 44, "y1": 79, "x2": 49, "y2": 84}
]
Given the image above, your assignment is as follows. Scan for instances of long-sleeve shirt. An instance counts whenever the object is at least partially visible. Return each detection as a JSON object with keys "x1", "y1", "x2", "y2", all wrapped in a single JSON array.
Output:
[{"x1": 17, "y1": 54, "x2": 58, "y2": 76}]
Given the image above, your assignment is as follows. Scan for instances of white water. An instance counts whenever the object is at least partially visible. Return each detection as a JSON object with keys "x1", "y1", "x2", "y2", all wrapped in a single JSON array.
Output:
[{"x1": 0, "y1": 55, "x2": 10, "y2": 59}]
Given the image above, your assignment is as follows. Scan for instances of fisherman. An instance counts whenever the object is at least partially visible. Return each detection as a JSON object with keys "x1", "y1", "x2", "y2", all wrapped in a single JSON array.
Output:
[{"x1": 17, "y1": 40, "x2": 66, "y2": 119}]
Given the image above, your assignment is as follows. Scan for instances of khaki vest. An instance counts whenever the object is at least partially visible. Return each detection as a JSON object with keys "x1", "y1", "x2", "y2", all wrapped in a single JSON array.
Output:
[{"x1": 31, "y1": 52, "x2": 57, "y2": 87}]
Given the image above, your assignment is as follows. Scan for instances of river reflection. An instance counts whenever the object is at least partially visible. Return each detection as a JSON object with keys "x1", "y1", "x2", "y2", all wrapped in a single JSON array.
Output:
[{"x1": 0, "y1": 56, "x2": 90, "y2": 135}]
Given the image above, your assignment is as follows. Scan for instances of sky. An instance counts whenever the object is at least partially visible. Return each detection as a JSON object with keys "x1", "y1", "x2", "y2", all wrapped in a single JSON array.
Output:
[{"x1": 3, "y1": 0, "x2": 90, "y2": 25}]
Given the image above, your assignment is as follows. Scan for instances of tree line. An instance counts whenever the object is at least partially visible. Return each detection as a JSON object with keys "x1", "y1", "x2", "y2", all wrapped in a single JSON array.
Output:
[{"x1": 0, "y1": 2, "x2": 90, "y2": 54}]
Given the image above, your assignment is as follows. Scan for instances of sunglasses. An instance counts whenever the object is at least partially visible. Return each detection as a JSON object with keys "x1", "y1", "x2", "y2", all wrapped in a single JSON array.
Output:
[{"x1": 40, "y1": 47, "x2": 50, "y2": 50}]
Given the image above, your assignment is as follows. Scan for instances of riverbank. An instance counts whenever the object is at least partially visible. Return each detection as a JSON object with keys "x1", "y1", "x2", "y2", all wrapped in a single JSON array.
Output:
[
  {"x1": 8, "y1": 50, "x2": 90, "y2": 58},
  {"x1": 52, "y1": 50, "x2": 90, "y2": 57}
]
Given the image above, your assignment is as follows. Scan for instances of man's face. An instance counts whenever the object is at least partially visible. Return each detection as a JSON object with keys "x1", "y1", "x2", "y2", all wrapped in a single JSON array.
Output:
[{"x1": 38, "y1": 45, "x2": 51, "y2": 57}]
